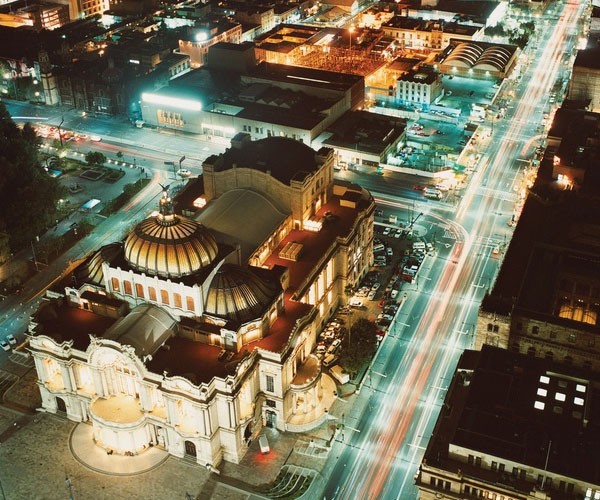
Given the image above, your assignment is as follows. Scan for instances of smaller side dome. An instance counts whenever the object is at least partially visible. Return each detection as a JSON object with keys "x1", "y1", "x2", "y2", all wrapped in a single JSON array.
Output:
[
  {"x1": 77, "y1": 243, "x2": 123, "y2": 285},
  {"x1": 205, "y1": 264, "x2": 280, "y2": 324}
]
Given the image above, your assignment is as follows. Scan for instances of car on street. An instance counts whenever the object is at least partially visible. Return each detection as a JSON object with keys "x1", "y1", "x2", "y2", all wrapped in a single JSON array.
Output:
[
  {"x1": 90, "y1": 135, "x2": 102, "y2": 142},
  {"x1": 0, "y1": 340, "x2": 10, "y2": 352},
  {"x1": 177, "y1": 169, "x2": 192, "y2": 177},
  {"x1": 6, "y1": 334, "x2": 16, "y2": 345},
  {"x1": 382, "y1": 227, "x2": 391, "y2": 236}
]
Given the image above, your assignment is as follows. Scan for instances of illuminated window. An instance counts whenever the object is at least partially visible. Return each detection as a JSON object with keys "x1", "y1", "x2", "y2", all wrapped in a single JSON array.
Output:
[
  {"x1": 174, "y1": 293, "x2": 182, "y2": 308},
  {"x1": 574, "y1": 397, "x2": 584, "y2": 406},
  {"x1": 540, "y1": 375, "x2": 550, "y2": 384},
  {"x1": 537, "y1": 388, "x2": 547, "y2": 397},
  {"x1": 123, "y1": 280, "x2": 132, "y2": 295},
  {"x1": 186, "y1": 296, "x2": 195, "y2": 311},
  {"x1": 576, "y1": 384, "x2": 586, "y2": 393},
  {"x1": 111, "y1": 277, "x2": 120, "y2": 291},
  {"x1": 148, "y1": 287, "x2": 157, "y2": 301},
  {"x1": 534, "y1": 401, "x2": 545, "y2": 410},
  {"x1": 555, "y1": 392, "x2": 566, "y2": 402},
  {"x1": 160, "y1": 289, "x2": 169, "y2": 305},
  {"x1": 135, "y1": 283, "x2": 144, "y2": 298}
]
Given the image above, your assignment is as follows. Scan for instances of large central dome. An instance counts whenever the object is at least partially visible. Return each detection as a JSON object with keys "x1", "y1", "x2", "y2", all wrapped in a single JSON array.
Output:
[{"x1": 124, "y1": 188, "x2": 218, "y2": 278}]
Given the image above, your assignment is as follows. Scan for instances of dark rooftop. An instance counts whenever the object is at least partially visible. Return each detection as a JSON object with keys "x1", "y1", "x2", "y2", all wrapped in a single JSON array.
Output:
[
  {"x1": 248, "y1": 61, "x2": 364, "y2": 93},
  {"x1": 324, "y1": 110, "x2": 406, "y2": 156},
  {"x1": 574, "y1": 47, "x2": 600, "y2": 69},
  {"x1": 33, "y1": 301, "x2": 117, "y2": 351},
  {"x1": 215, "y1": 136, "x2": 320, "y2": 184},
  {"x1": 423, "y1": 345, "x2": 600, "y2": 486}
]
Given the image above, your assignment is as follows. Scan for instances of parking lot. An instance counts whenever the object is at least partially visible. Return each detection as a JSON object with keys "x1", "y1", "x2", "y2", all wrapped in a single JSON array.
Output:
[{"x1": 315, "y1": 214, "x2": 436, "y2": 380}]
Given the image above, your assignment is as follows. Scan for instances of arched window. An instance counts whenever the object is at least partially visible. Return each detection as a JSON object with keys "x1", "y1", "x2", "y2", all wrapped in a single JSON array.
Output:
[
  {"x1": 148, "y1": 287, "x2": 156, "y2": 301},
  {"x1": 123, "y1": 281, "x2": 132, "y2": 295},
  {"x1": 135, "y1": 283, "x2": 144, "y2": 298},
  {"x1": 160, "y1": 289, "x2": 169, "y2": 305},
  {"x1": 174, "y1": 293, "x2": 182, "y2": 308},
  {"x1": 186, "y1": 296, "x2": 195, "y2": 311},
  {"x1": 111, "y1": 278, "x2": 120, "y2": 292}
]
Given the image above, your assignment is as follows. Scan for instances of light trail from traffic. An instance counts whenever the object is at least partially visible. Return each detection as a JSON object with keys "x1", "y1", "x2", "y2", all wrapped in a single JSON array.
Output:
[{"x1": 318, "y1": 1, "x2": 584, "y2": 498}]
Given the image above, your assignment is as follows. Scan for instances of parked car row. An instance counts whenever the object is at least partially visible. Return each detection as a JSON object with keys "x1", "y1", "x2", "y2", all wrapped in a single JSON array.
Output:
[
  {"x1": 316, "y1": 318, "x2": 346, "y2": 365},
  {"x1": 0, "y1": 334, "x2": 16, "y2": 352}
]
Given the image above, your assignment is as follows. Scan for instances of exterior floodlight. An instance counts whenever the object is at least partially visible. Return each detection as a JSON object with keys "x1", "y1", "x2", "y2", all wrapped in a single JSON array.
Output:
[{"x1": 195, "y1": 32, "x2": 208, "y2": 42}]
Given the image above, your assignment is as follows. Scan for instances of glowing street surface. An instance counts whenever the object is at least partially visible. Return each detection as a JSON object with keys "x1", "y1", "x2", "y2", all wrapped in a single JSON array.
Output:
[{"x1": 316, "y1": 1, "x2": 586, "y2": 499}]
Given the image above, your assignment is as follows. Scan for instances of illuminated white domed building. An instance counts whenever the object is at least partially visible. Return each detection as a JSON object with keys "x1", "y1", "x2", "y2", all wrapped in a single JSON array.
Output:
[{"x1": 28, "y1": 134, "x2": 375, "y2": 467}]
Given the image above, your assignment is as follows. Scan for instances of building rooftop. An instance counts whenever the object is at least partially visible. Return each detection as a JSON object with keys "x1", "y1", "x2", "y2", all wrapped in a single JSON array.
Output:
[
  {"x1": 196, "y1": 188, "x2": 289, "y2": 262},
  {"x1": 213, "y1": 136, "x2": 320, "y2": 184},
  {"x1": 483, "y1": 107, "x2": 600, "y2": 330},
  {"x1": 397, "y1": 69, "x2": 438, "y2": 85},
  {"x1": 323, "y1": 110, "x2": 406, "y2": 156},
  {"x1": 423, "y1": 345, "x2": 600, "y2": 486},
  {"x1": 264, "y1": 183, "x2": 372, "y2": 299},
  {"x1": 574, "y1": 47, "x2": 600, "y2": 69},
  {"x1": 248, "y1": 61, "x2": 364, "y2": 93}
]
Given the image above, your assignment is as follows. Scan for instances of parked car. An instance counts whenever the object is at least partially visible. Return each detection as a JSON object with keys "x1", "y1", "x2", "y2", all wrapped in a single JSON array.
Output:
[
  {"x1": 349, "y1": 298, "x2": 363, "y2": 307},
  {"x1": 0, "y1": 340, "x2": 10, "y2": 352},
  {"x1": 371, "y1": 283, "x2": 380, "y2": 291},
  {"x1": 386, "y1": 247, "x2": 393, "y2": 256},
  {"x1": 382, "y1": 227, "x2": 391, "y2": 236},
  {"x1": 177, "y1": 169, "x2": 192, "y2": 177},
  {"x1": 390, "y1": 290, "x2": 399, "y2": 299},
  {"x1": 6, "y1": 334, "x2": 16, "y2": 345},
  {"x1": 323, "y1": 354, "x2": 338, "y2": 368},
  {"x1": 368, "y1": 289, "x2": 377, "y2": 300}
]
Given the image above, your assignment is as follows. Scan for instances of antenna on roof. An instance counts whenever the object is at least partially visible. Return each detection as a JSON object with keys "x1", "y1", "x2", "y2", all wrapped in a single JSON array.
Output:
[{"x1": 540, "y1": 440, "x2": 552, "y2": 490}]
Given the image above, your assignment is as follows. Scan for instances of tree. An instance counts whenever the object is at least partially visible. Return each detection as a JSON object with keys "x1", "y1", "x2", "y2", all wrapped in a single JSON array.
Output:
[
  {"x1": 0, "y1": 103, "x2": 61, "y2": 253},
  {"x1": 85, "y1": 151, "x2": 106, "y2": 166},
  {"x1": 339, "y1": 318, "x2": 378, "y2": 377}
]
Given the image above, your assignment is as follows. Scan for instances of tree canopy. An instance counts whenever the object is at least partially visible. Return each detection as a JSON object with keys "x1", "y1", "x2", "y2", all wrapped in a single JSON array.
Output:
[
  {"x1": 339, "y1": 318, "x2": 378, "y2": 377},
  {"x1": 0, "y1": 104, "x2": 61, "y2": 257}
]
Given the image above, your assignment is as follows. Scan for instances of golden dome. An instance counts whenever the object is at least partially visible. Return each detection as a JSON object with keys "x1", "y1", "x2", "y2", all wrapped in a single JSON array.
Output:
[
  {"x1": 124, "y1": 188, "x2": 218, "y2": 278},
  {"x1": 205, "y1": 264, "x2": 280, "y2": 324}
]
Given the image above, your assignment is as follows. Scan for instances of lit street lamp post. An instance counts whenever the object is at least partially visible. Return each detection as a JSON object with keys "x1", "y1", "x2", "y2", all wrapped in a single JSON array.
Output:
[
  {"x1": 2, "y1": 73, "x2": 16, "y2": 99},
  {"x1": 57, "y1": 116, "x2": 65, "y2": 147}
]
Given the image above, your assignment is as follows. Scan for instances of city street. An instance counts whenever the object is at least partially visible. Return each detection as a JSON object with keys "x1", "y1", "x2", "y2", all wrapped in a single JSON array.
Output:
[{"x1": 313, "y1": 0, "x2": 586, "y2": 498}]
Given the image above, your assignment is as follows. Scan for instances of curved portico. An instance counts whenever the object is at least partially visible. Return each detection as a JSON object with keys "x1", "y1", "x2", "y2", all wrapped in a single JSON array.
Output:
[{"x1": 89, "y1": 395, "x2": 150, "y2": 455}]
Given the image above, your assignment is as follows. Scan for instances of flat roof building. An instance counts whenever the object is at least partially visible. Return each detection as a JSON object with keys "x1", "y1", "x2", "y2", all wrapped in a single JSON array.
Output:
[
  {"x1": 476, "y1": 107, "x2": 600, "y2": 373},
  {"x1": 416, "y1": 344, "x2": 600, "y2": 499}
]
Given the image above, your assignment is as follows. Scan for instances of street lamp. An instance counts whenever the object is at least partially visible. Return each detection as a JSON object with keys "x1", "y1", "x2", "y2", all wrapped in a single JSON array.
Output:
[
  {"x1": 3, "y1": 73, "x2": 16, "y2": 99},
  {"x1": 57, "y1": 116, "x2": 64, "y2": 147},
  {"x1": 348, "y1": 26, "x2": 355, "y2": 51}
]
